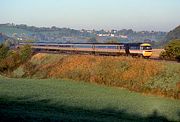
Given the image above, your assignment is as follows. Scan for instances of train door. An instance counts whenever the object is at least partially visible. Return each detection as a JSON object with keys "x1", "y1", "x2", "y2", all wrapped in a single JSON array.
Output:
[{"x1": 125, "y1": 44, "x2": 130, "y2": 55}]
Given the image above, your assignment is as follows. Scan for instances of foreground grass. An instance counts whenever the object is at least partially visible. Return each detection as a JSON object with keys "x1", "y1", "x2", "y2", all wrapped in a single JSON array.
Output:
[
  {"x1": 0, "y1": 77, "x2": 180, "y2": 121},
  {"x1": 13, "y1": 53, "x2": 180, "y2": 99}
]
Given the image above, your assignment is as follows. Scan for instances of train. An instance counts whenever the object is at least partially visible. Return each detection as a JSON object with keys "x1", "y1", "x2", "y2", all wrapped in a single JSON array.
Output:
[{"x1": 18, "y1": 42, "x2": 153, "y2": 58}]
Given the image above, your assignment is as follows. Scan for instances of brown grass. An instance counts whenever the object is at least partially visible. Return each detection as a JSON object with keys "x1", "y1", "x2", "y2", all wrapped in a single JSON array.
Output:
[
  {"x1": 151, "y1": 49, "x2": 164, "y2": 58},
  {"x1": 29, "y1": 54, "x2": 164, "y2": 93},
  {"x1": 31, "y1": 53, "x2": 47, "y2": 60},
  {"x1": 18, "y1": 53, "x2": 180, "y2": 99},
  {"x1": 19, "y1": 54, "x2": 180, "y2": 99}
]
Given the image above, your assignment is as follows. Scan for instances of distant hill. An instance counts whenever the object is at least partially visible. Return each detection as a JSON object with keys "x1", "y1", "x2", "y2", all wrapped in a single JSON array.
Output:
[
  {"x1": 0, "y1": 23, "x2": 167, "y2": 44},
  {"x1": 166, "y1": 25, "x2": 180, "y2": 41},
  {"x1": 0, "y1": 33, "x2": 9, "y2": 43},
  {"x1": 0, "y1": 32, "x2": 16, "y2": 44},
  {"x1": 0, "y1": 33, "x2": 4, "y2": 43},
  {"x1": 0, "y1": 23, "x2": 92, "y2": 43}
]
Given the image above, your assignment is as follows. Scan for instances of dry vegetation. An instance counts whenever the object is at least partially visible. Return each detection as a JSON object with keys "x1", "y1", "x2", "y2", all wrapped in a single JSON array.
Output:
[
  {"x1": 151, "y1": 49, "x2": 164, "y2": 58},
  {"x1": 12, "y1": 53, "x2": 180, "y2": 99}
]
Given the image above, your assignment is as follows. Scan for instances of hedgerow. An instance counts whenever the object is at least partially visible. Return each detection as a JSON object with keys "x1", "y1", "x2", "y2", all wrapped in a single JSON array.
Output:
[
  {"x1": 18, "y1": 54, "x2": 180, "y2": 99},
  {"x1": 160, "y1": 39, "x2": 180, "y2": 61},
  {"x1": 0, "y1": 44, "x2": 32, "y2": 75}
]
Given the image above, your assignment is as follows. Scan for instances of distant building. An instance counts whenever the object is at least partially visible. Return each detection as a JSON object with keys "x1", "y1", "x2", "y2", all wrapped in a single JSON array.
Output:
[
  {"x1": 119, "y1": 35, "x2": 128, "y2": 39},
  {"x1": 110, "y1": 34, "x2": 115, "y2": 37}
]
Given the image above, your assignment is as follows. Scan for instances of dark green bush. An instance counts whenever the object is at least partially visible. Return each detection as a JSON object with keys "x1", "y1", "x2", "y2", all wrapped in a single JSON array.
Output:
[
  {"x1": 0, "y1": 44, "x2": 9, "y2": 59},
  {"x1": 0, "y1": 44, "x2": 32, "y2": 74},
  {"x1": 160, "y1": 39, "x2": 180, "y2": 61},
  {"x1": 19, "y1": 45, "x2": 32, "y2": 62}
]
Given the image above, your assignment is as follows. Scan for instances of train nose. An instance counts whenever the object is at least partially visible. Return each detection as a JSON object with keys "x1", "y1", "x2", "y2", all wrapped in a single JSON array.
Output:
[
  {"x1": 143, "y1": 51, "x2": 152, "y2": 57},
  {"x1": 145, "y1": 51, "x2": 152, "y2": 52}
]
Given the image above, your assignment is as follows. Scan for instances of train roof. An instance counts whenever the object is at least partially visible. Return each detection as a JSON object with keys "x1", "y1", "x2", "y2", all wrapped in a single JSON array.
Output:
[
  {"x1": 19, "y1": 42, "x2": 145, "y2": 45},
  {"x1": 140, "y1": 43, "x2": 151, "y2": 46}
]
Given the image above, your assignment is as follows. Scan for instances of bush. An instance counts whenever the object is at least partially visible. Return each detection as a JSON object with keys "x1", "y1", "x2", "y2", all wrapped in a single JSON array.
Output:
[
  {"x1": 106, "y1": 38, "x2": 119, "y2": 43},
  {"x1": 0, "y1": 44, "x2": 32, "y2": 74},
  {"x1": 160, "y1": 39, "x2": 180, "y2": 61},
  {"x1": 19, "y1": 45, "x2": 32, "y2": 62},
  {"x1": 39, "y1": 55, "x2": 163, "y2": 90},
  {"x1": 0, "y1": 51, "x2": 21, "y2": 73},
  {"x1": 23, "y1": 62, "x2": 37, "y2": 77},
  {"x1": 0, "y1": 44, "x2": 9, "y2": 59}
]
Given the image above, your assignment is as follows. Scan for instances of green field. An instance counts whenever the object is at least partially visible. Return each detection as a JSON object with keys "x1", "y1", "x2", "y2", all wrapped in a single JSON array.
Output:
[
  {"x1": 0, "y1": 76, "x2": 180, "y2": 121},
  {"x1": 13, "y1": 53, "x2": 180, "y2": 99}
]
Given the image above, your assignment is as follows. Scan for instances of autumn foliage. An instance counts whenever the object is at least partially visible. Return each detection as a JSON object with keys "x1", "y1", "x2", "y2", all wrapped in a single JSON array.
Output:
[
  {"x1": 47, "y1": 56, "x2": 162, "y2": 87},
  {"x1": 22, "y1": 54, "x2": 180, "y2": 99},
  {"x1": 0, "y1": 44, "x2": 32, "y2": 74}
]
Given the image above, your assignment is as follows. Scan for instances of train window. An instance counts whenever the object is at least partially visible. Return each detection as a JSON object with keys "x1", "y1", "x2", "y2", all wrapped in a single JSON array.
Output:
[
  {"x1": 74, "y1": 45, "x2": 92, "y2": 48},
  {"x1": 95, "y1": 45, "x2": 117, "y2": 49},
  {"x1": 107, "y1": 46, "x2": 117, "y2": 49},
  {"x1": 58, "y1": 44, "x2": 72, "y2": 47},
  {"x1": 129, "y1": 46, "x2": 140, "y2": 50},
  {"x1": 141, "y1": 46, "x2": 152, "y2": 50},
  {"x1": 119, "y1": 46, "x2": 125, "y2": 49}
]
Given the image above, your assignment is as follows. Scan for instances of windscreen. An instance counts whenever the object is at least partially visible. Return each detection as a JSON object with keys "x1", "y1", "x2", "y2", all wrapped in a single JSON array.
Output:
[{"x1": 141, "y1": 46, "x2": 152, "y2": 50}]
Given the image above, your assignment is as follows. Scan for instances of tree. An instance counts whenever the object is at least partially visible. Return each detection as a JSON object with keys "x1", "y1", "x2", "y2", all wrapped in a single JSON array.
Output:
[
  {"x1": 107, "y1": 38, "x2": 119, "y2": 43},
  {"x1": 0, "y1": 44, "x2": 32, "y2": 73},
  {"x1": 0, "y1": 44, "x2": 9, "y2": 59},
  {"x1": 87, "y1": 37, "x2": 98, "y2": 43},
  {"x1": 160, "y1": 39, "x2": 180, "y2": 61},
  {"x1": 166, "y1": 25, "x2": 180, "y2": 41},
  {"x1": 19, "y1": 45, "x2": 32, "y2": 62}
]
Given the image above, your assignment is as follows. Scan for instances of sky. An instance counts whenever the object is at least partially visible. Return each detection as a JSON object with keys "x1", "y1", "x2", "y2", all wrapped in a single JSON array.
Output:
[{"x1": 0, "y1": 0, "x2": 180, "y2": 31}]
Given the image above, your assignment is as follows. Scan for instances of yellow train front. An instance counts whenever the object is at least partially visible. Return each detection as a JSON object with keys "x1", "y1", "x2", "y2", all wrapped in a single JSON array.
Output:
[
  {"x1": 140, "y1": 43, "x2": 153, "y2": 58},
  {"x1": 128, "y1": 43, "x2": 153, "y2": 58}
]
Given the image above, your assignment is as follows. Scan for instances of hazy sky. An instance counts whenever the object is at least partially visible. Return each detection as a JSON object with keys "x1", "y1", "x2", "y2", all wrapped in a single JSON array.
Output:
[{"x1": 0, "y1": 0, "x2": 180, "y2": 31}]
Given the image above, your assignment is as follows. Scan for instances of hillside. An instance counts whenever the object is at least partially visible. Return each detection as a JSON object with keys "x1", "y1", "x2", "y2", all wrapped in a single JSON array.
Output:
[
  {"x1": 0, "y1": 32, "x2": 13, "y2": 43},
  {"x1": 166, "y1": 25, "x2": 180, "y2": 41},
  {"x1": 0, "y1": 23, "x2": 167, "y2": 44},
  {"x1": 0, "y1": 24, "x2": 92, "y2": 43},
  {"x1": 0, "y1": 33, "x2": 5, "y2": 43}
]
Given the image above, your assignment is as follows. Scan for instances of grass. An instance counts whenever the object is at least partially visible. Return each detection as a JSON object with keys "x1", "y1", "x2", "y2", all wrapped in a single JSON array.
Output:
[
  {"x1": 145, "y1": 62, "x2": 180, "y2": 90},
  {"x1": 0, "y1": 77, "x2": 180, "y2": 121},
  {"x1": 30, "y1": 54, "x2": 163, "y2": 84},
  {"x1": 151, "y1": 49, "x2": 164, "y2": 58},
  {"x1": 13, "y1": 53, "x2": 180, "y2": 99}
]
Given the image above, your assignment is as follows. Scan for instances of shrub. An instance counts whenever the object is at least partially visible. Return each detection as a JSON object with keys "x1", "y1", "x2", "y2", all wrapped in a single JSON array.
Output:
[
  {"x1": 0, "y1": 44, "x2": 32, "y2": 74},
  {"x1": 23, "y1": 62, "x2": 37, "y2": 77},
  {"x1": 19, "y1": 45, "x2": 32, "y2": 62},
  {"x1": 177, "y1": 82, "x2": 180, "y2": 91},
  {"x1": 45, "y1": 55, "x2": 163, "y2": 90},
  {"x1": 106, "y1": 38, "x2": 119, "y2": 43},
  {"x1": 176, "y1": 82, "x2": 180, "y2": 99},
  {"x1": 0, "y1": 44, "x2": 9, "y2": 59},
  {"x1": 160, "y1": 39, "x2": 180, "y2": 61}
]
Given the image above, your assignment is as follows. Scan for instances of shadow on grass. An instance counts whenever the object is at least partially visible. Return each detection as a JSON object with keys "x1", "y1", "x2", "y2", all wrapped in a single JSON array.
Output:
[{"x1": 0, "y1": 95, "x2": 177, "y2": 122}]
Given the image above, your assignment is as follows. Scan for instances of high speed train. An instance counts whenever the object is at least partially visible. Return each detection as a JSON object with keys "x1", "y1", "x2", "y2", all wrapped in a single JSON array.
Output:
[{"x1": 18, "y1": 42, "x2": 153, "y2": 58}]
